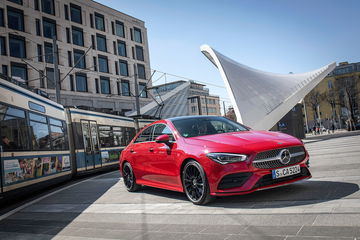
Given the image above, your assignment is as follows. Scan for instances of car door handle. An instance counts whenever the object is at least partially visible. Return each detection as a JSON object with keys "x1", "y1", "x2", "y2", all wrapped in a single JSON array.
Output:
[
  {"x1": 130, "y1": 149, "x2": 134, "y2": 153},
  {"x1": 149, "y1": 148, "x2": 154, "y2": 152}
]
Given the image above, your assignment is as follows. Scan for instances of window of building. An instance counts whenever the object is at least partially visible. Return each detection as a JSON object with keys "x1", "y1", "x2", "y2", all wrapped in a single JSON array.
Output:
[
  {"x1": 119, "y1": 60, "x2": 128, "y2": 76},
  {"x1": 0, "y1": 8, "x2": 4, "y2": 27},
  {"x1": 70, "y1": 3, "x2": 82, "y2": 24},
  {"x1": 2, "y1": 65, "x2": 8, "y2": 76},
  {"x1": 8, "y1": 0, "x2": 23, "y2": 5},
  {"x1": 39, "y1": 70, "x2": 44, "y2": 88},
  {"x1": 36, "y1": 19, "x2": 41, "y2": 36},
  {"x1": 121, "y1": 80, "x2": 130, "y2": 96},
  {"x1": 115, "y1": 61, "x2": 119, "y2": 75},
  {"x1": 72, "y1": 26, "x2": 84, "y2": 46},
  {"x1": 64, "y1": 4, "x2": 69, "y2": 20},
  {"x1": 100, "y1": 76, "x2": 110, "y2": 94},
  {"x1": 43, "y1": 17, "x2": 57, "y2": 39},
  {"x1": 75, "y1": 73, "x2": 87, "y2": 92},
  {"x1": 139, "y1": 82, "x2": 147, "y2": 98},
  {"x1": 91, "y1": 35, "x2": 96, "y2": 49},
  {"x1": 117, "y1": 40, "x2": 126, "y2": 57},
  {"x1": 134, "y1": 27, "x2": 142, "y2": 43},
  {"x1": 93, "y1": 56, "x2": 97, "y2": 71},
  {"x1": 137, "y1": 64, "x2": 146, "y2": 79},
  {"x1": 89, "y1": 13, "x2": 94, "y2": 28},
  {"x1": 135, "y1": 45, "x2": 144, "y2": 61},
  {"x1": 113, "y1": 41, "x2": 117, "y2": 55},
  {"x1": 9, "y1": 34, "x2": 26, "y2": 58},
  {"x1": 328, "y1": 80, "x2": 333, "y2": 89},
  {"x1": 117, "y1": 81, "x2": 121, "y2": 95},
  {"x1": 65, "y1": 27, "x2": 70, "y2": 43},
  {"x1": 94, "y1": 12, "x2": 105, "y2": 31},
  {"x1": 96, "y1": 34, "x2": 107, "y2": 52},
  {"x1": 44, "y1": 42, "x2": 53, "y2": 63},
  {"x1": 0, "y1": 104, "x2": 30, "y2": 152},
  {"x1": 37, "y1": 44, "x2": 42, "y2": 62},
  {"x1": 115, "y1": 20, "x2": 125, "y2": 37},
  {"x1": 95, "y1": 78, "x2": 99, "y2": 93},
  {"x1": 67, "y1": 51, "x2": 72, "y2": 67},
  {"x1": 0, "y1": 37, "x2": 6, "y2": 56},
  {"x1": 70, "y1": 74, "x2": 74, "y2": 91},
  {"x1": 11, "y1": 62, "x2": 27, "y2": 81},
  {"x1": 46, "y1": 67, "x2": 55, "y2": 89},
  {"x1": 34, "y1": 0, "x2": 40, "y2": 10},
  {"x1": 74, "y1": 49, "x2": 85, "y2": 69},
  {"x1": 98, "y1": 55, "x2": 108, "y2": 73},
  {"x1": 7, "y1": 6, "x2": 24, "y2": 31},
  {"x1": 191, "y1": 106, "x2": 196, "y2": 113},
  {"x1": 41, "y1": 0, "x2": 55, "y2": 15}
]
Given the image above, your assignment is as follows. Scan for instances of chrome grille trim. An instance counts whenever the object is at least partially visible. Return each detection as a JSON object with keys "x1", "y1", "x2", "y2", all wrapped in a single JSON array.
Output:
[{"x1": 253, "y1": 146, "x2": 306, "y2": 169}]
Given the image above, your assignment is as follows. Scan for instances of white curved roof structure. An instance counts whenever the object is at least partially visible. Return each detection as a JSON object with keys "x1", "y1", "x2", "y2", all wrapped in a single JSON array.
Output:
[{"x1": 200, "y1": 44, "x2": 336, "y2": 130}]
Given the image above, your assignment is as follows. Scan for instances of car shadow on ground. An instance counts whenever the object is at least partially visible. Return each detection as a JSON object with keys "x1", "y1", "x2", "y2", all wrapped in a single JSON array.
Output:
[
  {"x1": 138, "y1": 180, "x2": 359, "y2": 208},
  {"x1": 210, "y1": 180, "x2": 360, "y2": 208}
]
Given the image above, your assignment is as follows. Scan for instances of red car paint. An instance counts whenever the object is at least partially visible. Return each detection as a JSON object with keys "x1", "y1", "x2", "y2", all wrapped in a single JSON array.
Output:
[{"x1": 120, "y1": 117, "x2": 311, "y2": 197}]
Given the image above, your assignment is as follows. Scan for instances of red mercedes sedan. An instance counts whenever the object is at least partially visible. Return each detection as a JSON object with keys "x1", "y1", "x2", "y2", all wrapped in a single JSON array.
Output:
[{"x1": 120, "y1": 116, "x2": 311, "y2": 205}]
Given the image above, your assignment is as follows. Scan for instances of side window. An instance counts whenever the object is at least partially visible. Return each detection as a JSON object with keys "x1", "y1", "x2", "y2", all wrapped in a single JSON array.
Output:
[
  {"x1": 134, "y1": 125, "x2": 154, "y2": 143},
  {"x1": 153, "y1": 124, "x2": 175, "y2": 142},
  {"x1": 0, "y1": 104, "x2": 30, "y2": 151},
  {"x1": 29, "y1": 112, "x2": 51, "y2": 150}
]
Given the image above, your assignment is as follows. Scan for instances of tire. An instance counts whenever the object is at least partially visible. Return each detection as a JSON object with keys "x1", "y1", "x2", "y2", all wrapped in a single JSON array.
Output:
[
  {"x1": 122, "y1": 162, "x2": 141, "y2": 192},
  {"x1": 182, "y1": 160, "x2": 215, "y2": 205}
]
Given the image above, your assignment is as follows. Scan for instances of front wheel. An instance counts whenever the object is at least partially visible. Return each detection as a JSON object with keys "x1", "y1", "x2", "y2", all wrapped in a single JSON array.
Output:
[
  {"x1": 122, "y1": 162, "x2": 141, "y2": 192},
  {"x1": 182, "y1": 160, "x2": 215, "y2": 205}
]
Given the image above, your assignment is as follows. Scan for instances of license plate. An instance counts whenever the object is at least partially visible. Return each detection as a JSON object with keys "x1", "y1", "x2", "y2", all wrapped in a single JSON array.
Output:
[{"x1": 272, "y1": 165, "x2": 300, "y2": 179}]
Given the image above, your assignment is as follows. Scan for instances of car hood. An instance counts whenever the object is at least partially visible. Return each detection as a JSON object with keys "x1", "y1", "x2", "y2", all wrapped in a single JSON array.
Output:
[{"x1": 183, "y1": 130, "x2": 302, "y2": 153}]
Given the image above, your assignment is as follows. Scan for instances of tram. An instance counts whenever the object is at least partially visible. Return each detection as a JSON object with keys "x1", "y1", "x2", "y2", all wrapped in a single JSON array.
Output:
[{"x1": 0, "y1": 77, "x2": 152, "y2": 201}]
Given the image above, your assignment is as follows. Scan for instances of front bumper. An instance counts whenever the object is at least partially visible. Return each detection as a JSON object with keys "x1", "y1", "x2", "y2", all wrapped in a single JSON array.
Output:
[{"x1": 206, "y1": 155, "x2": 311, "y2": 196}]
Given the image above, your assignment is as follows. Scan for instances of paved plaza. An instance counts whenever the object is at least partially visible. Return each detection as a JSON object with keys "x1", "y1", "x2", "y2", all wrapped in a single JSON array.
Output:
[{"x1": 0, "y1": 132, "x2": 360, "y2": 240}]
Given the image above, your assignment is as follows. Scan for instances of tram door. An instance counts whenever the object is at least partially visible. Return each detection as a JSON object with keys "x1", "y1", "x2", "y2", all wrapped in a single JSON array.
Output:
[
  {"x1": 81, "y1": 120, "x2": 101, "y2": 170},
  {"x1": 0, "y1": 145, "x2": 3, "y2": 195}
]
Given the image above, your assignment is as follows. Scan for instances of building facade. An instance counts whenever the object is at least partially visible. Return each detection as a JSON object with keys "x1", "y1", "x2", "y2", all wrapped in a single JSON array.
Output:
[
  {"x1": 304, "y1": 62, "x2": 360, "y2": 130},
  {"x1": 0, "y1": 0, "x2": 152, "y2": 114},
  {"x1": 153, "y1": 80, "x2": 221, "y2": 117}
]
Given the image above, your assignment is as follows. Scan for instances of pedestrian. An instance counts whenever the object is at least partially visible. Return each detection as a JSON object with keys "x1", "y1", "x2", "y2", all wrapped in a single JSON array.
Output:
[{"x1": 331, "y1": 123, "x2": 335, "y2": 133}]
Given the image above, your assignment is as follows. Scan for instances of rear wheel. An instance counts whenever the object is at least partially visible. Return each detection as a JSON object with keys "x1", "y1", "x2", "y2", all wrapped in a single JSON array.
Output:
[
  {"x1": 122, "y1": 162, "x2": 141, "y2": 192},
  {"x1": 182, "y1": 160, "x2": 214, "y2": 205}
]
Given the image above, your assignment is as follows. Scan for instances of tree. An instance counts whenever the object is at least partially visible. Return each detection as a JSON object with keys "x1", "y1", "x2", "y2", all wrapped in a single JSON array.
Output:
[
  {"x1": 225, "y1": 106, "x2": 237, "y2": 121},
  {"x1": 335, "y1": 76, "x2": 359, "y2": 130},
  {"x1": 304, "y1": 90, "x2": 325, "y2": 125}
]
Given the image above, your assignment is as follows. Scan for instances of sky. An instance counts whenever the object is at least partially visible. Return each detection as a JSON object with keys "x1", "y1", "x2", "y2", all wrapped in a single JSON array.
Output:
[{"x1": 98, "y1": 0, "x2": 360, "y2": 110}]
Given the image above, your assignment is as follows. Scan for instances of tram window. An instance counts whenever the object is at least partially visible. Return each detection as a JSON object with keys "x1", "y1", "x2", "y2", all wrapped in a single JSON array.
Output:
[
  {"x1": 99, "y1": 125, "x2": 114, "y2": 147},
  {"x1": 28, "y1": 101, "x2": 46, "y2": 113},
  {"x1": 29, "y1": 112, "x2": 47, "y2": 123},
  {"x1": 113, "y1": 127, "x2": 123, "y2": 146},
  {"x1": 0, "y1": 104, "x2": 29, "y2": 151},
  {"x1": 30, "y1": 121, "x2": 50, "y2": 150},
  {"x1": 49, "y1": 118, "x2": 62, "y2": 126},
  {"x1": 50, "y1": 125, "x2": 67, "y2": 150}
]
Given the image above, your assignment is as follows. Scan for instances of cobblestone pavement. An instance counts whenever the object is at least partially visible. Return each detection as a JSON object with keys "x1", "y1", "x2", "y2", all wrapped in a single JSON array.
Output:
[{"x1": 1, "y1": 132, "x2": 360, "y2": 240}]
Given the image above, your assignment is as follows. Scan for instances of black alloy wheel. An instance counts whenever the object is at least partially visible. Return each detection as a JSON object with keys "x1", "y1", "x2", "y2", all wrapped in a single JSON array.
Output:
[
  {"x1": 122, "y1": 162, "x2": 140, "y2": 192},
  {"x1": 182, "y1": 160, "x2": 214, "y2": 205}
]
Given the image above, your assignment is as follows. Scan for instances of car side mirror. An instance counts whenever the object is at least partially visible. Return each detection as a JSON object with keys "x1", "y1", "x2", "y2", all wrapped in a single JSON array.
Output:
[{"x1": 155, "y1": 134, "x2": 170, "y2": 144}]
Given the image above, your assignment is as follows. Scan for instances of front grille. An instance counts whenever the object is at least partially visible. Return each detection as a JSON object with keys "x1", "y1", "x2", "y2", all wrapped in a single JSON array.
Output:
[
  {"x1": 253, "y1": 146, "x2": 305, "y2": 169},
  {"x1": 218, "y1": 172, "x2": 252, "y2": 190},
  {"x1": 254, "y1": 167, "x2": 310, "y2": 188}
]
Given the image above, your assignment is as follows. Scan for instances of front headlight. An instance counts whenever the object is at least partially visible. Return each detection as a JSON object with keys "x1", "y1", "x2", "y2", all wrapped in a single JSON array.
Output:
[{"x1": 206, "y1": 153, "x2": 248, "y2": 164}]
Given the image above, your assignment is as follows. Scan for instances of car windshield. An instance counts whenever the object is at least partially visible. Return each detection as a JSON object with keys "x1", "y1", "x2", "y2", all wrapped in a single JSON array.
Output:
[{"x1": 171, "y1": 117, "x2": 249, "y2": 138}]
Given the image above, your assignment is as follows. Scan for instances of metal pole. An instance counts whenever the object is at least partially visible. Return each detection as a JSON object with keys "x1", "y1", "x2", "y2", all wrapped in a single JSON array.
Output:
[
  {"x1": 303, "y1": 99, "x2": 309, "y2": 133},
  {"x1": 133, "y1": 64, "x2": 140, "y2": 132},
  {"x1": 205, "y1": 95, "x2": 208, "y2": 115},
  {"x1": 223, "y1": 101, "x2": 226, "y2": 117},
  {"x1": 53, "y1": 36, "x2": 60, "y2": 104}
]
